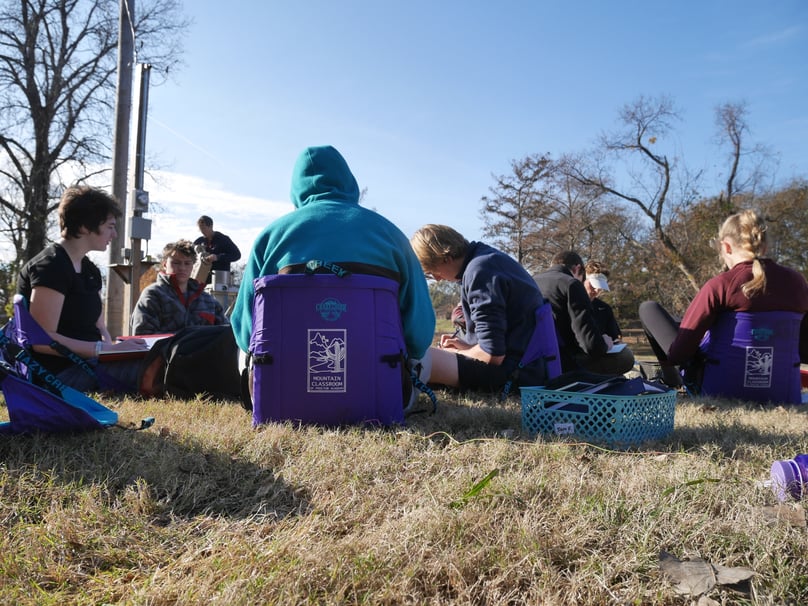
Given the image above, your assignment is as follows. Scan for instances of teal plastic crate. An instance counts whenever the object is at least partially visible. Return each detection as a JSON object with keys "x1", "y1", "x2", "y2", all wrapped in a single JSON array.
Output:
[{"x1": 521, "y1": 385, "x2": 676, "y2": 447}]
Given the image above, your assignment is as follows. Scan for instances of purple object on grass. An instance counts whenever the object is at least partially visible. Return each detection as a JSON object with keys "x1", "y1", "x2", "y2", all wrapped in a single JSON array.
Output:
[{"x1": 770, "y1": 455, "x2": 808, "y2": 502}]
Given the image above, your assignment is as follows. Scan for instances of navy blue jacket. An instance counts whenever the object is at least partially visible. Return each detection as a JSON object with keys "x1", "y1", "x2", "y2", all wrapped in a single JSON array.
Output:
[{"x1": 459, "y1": 242, "x2": 544, "y2": 367}]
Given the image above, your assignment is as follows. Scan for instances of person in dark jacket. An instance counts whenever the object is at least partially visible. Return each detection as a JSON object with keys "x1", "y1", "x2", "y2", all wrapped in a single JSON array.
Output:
[
  {"x1": 410, "y1": 224, "x2": 546, "y2": 392},
  {"x1": 534, "y1": 251, "x2": 634, "y2": 375},
  {"x1": 193, "y1": 215, "x2": 241, "y2": 280},
  {"x1": 131, "y1": 239, "x2": 228, "y2": 335}
]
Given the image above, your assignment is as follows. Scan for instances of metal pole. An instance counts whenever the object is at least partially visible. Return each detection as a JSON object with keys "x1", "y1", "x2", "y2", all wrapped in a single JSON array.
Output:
[
  {"x1": 105, "y1": 0, "x2": 135, "y2": 339},
  {"x1": 132, "y1": 65, "x2": 151, "y2": 192},
  {"x1": 125, "y1": 63, "x2": 152, "y2": 329}
]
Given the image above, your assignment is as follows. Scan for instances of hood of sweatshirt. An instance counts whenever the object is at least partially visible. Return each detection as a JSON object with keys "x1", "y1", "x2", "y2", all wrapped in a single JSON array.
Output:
[{"x1": 290, "y1": 145, "x2": 360, "y2": 209}]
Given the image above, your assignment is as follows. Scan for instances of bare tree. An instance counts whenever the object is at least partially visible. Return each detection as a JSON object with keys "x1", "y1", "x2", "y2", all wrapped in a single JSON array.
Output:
[
  {"x1": 480, "y1": 153, "x2": 618, "y2": 273},
  {"x1": 758, "y1": 179, "x2": 808, "y2": 273},
  {"x1": 559, "y1": 95, "x2": 705, "y2": 292},
  {"x1": 532, "y1": 166, "x2": 606, "y2": 263},
  {"x1": 714, "y1": 101, "x2": 776, "y2": 214},
  {"x1": 480, "y1": 153, "x2": 555, "y2": 269},
  {"x1": 0, "y1": 0, "x2": 188, "y2": 271}
]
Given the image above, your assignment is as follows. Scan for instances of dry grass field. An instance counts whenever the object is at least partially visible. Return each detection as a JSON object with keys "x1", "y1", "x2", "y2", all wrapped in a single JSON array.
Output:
[{"x1": 2, "y1": 380, "x2": 808, "y2": 605}]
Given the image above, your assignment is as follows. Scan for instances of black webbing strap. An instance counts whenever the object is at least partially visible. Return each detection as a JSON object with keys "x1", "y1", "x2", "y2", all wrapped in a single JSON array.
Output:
[
  {"x1": 1, "y1": 320, "x2": 105, "y2": 391},
  {"x1": 47, "y1": 339, "x2": 100, "y2": 379},
  {"x1": 45, "y1": 338, "x2": 130, "y2": 393},
  {"x1": 279, "y1": 260, "x2": 402, "y2": 283}
]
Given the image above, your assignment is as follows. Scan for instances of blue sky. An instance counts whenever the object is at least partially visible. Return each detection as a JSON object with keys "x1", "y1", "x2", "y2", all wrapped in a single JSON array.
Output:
[{"x1": 137, "y1": 1, "x2": 808, "y2": 261}]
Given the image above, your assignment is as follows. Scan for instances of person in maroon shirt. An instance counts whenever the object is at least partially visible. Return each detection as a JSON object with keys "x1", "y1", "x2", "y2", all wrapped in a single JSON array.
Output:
[{"x1": 639, "y1": 209, "x2": 808, "y2": 387}]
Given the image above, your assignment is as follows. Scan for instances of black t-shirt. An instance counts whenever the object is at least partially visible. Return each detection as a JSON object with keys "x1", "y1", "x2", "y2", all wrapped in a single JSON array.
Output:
[{"x1": 17, "y1": 243, "x2": 103, "y2": 372}]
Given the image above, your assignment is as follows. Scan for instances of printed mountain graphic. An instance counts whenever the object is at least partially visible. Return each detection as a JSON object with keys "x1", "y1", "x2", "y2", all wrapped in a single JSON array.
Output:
[
  {"x1": 746, "y1": 347, "x2": 772, "y2": 375},
  {"x1": 309, "y1": 331, "x2": 346, "y2": 373}
]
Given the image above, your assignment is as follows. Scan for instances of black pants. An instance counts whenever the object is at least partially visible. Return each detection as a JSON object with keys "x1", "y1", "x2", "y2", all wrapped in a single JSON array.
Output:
[
  {"x1": 638, "y1": 301, "x2": 681, "y2": 362},
  {"x1": 638, "y1": 301, "x2": 686, "y2": 387}
]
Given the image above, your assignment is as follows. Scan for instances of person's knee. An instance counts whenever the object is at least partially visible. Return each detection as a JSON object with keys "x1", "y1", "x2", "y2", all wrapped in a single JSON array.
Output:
[
  {"x1": 580, "y1": 348, "x2": 635, "y2": 376},
  {"x1": 428, "y1": 346, "x2": 459, "y2": 387},
  {"x1": 614, "y1": 348, "x2": 635, "y2": 375}
]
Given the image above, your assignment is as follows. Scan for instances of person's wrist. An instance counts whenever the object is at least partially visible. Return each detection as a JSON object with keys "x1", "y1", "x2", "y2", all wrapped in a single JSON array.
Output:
[{"x1": 95, "y1": 341, "x2": 103, "y2": 357}]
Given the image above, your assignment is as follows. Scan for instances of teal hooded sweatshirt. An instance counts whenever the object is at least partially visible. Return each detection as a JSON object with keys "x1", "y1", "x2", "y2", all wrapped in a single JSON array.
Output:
[{"x1": 230, "y1": 145, "x2": 435, "y2": 358}]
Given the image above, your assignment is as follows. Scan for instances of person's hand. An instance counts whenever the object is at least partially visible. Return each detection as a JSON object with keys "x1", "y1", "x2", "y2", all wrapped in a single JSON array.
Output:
[
  {"x1": 440, "y1": 334, "x2": 470, "y2": 351},
  {"x1": 206, "y1": 254, "x2": 218, "y2": 262}
]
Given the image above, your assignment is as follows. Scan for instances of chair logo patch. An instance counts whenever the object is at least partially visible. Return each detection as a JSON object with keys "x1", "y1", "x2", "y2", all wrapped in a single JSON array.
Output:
[
  {"x1": 744, "y1": 346, "x2": 773, "y2": 388},
  {"x1": 308, "y1": 329, "x2": 347, "y2": 393},
  {"x1": 751, "y1": 327, "x2": 774, "y2": 342},
  {"x1": 316, "y1": 298, "x2": 347, "y2": 321}
]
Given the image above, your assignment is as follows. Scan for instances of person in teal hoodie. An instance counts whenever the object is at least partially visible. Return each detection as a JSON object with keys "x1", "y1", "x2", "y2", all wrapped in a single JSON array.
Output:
[{"x1": 230, "y1": 145, "x2": 435, "y2": 362}]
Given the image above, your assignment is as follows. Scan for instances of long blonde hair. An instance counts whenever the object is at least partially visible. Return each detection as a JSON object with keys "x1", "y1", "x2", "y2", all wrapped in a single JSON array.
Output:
[{"x1": 718, "y1": 209, "x2": 768, "y2": 298}]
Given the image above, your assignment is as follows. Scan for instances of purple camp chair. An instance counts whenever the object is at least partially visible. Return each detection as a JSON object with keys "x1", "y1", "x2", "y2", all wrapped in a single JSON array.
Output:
[
  {"x1": 501, "y1": 301, "x2": 562, "y2": 399},
  {"x1": 0, "y1": 296, "x2": 120, "y2": 434},
  {"x1": 248, "y1": 267, "x2": 410, "y2": 426},
  {"x1": 700, "y1": 310, "x2": 804, "y2": 404}
]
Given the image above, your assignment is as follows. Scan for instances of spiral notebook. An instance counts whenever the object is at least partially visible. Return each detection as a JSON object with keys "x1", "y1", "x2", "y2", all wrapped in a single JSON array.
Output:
[{"x1": 99, "y1": 334, "x2": 173, "y2": 361}]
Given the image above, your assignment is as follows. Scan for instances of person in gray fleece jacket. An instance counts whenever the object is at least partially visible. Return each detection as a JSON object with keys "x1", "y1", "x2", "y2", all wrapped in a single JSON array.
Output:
[{"x1": 132, "y1": 239, "x2": 227, "y2": 335}]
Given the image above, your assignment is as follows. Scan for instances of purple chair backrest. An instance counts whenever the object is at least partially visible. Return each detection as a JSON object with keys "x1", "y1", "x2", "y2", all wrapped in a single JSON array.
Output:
[
  {"x1": 520, "y1": 302, "x2": 562, "y2": 381},
  {"x1": 519, "y1": 301, "x2": 561, "y2": 381},
  {"x1": 249, "y1": 272, "x2": 407, "y2": 426},
  {"x1": 501, "y1": 302, "x2": 561, "y2": 399},
  {"x1": 701, "y1": 310, "x2": 804, "y2": 404}
]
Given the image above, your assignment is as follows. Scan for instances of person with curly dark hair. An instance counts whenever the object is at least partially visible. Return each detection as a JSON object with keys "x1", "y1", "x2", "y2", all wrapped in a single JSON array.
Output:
[{"x1": 16, "y1": 185, "x2": 147, "y2": 392}]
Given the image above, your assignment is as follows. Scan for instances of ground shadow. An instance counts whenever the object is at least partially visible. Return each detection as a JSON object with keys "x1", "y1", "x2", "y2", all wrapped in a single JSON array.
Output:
[{"x1": 0, "y1": 424, "x2": 310, "y2": 521}]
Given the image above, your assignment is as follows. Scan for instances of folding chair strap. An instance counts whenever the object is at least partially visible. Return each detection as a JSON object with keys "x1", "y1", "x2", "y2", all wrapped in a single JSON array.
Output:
[{"x1": 47, "y1": 339, "x2": 99, "y2": 380}]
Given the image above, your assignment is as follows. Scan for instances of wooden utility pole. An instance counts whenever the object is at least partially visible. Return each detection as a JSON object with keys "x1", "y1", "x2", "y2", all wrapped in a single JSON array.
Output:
[{"x1": 106, "y1": 0, "x2": 134, "y2": 338}]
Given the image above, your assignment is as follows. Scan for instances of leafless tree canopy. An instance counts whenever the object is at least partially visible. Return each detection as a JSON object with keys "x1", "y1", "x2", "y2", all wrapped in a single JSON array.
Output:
[
  {"x1": 479, "y1": 154, "x2": 555, "y2": 271},
  {"x1": 0, "y1": 0, "x2": 188, "y2": 274},
  {"x1": 480, "y1": 95, "x2": 805, "y2": 319}
]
